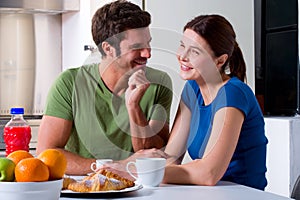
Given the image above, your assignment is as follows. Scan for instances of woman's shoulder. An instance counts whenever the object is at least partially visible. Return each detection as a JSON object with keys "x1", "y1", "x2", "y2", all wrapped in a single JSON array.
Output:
[
  {"x1": 219, "y1": 77, "x2": 261, "y2": 116},
  {"x1": 226, "y1": 77, "x2": 254, "y2": 95}
]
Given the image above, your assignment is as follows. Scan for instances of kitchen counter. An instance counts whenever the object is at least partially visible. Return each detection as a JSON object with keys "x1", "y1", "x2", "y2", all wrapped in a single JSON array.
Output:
[
  {"x1": 60, "y1": 181, "x2": 293, "y2": 200},
  {"x1": 0, "y1": 149, "x2": 37, "y2": 157}
]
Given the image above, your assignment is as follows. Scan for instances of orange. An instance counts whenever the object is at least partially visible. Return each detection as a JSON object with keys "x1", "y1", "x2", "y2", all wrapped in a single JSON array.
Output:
[
  {"x1": 7, "y1": 150, "x2": 34, "y2": 165},
  {"x1": 37, "y1": 149, "x2": 67, "y2": 180},
  {"x1": 15, "y1": 158, "x2": 49, "y2": 182}
]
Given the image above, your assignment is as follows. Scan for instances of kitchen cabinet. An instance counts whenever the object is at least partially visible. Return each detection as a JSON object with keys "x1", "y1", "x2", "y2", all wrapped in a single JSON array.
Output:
[
  {"x1": 62, "y1": 2, "x2": 93, "y2": 70},
  {"x1": 264, "y1": 117, "x2": 300, "y2": 197}
]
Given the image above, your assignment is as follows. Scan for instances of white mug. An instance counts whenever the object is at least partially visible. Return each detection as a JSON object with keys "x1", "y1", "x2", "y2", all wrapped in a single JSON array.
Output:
[
  {"x1": 90, "y1": 159, "x2": 113, "y2": 172},
  {"x1": 126, "y1": 158, "x2": 166, "y2": 187}
]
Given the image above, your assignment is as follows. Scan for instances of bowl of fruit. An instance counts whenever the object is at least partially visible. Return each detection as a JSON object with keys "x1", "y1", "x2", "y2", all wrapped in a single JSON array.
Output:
[{"x1": 0, "y1": 149, "x2": 67, "y2": 200}]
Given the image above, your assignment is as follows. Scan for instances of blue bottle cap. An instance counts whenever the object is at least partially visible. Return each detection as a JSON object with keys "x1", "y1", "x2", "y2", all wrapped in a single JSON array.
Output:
[{"x1": 10, "y1": 108, "x2": 24, "y2": 114}]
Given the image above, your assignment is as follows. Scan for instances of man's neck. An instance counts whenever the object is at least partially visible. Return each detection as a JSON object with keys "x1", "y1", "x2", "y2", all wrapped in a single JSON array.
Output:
[{"x1": 99, "y1": 61, "x2": 128, "y2": 95}]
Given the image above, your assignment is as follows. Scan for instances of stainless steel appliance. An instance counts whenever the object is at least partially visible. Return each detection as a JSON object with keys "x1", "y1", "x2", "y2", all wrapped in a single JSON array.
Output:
[
  {"x1": 0, "y1": 0, "x2": 80, "y2": 116},
  {"x1": 0, "y1": 0, "x2": 80, "y2": 153},
  {"x1": 0, "y1": 0, "x2": 80, "y2": 14}
]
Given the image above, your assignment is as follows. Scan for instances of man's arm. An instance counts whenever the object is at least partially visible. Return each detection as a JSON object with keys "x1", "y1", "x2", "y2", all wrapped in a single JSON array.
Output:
[
  {"x1": 125, "y1": 69, "x2": 171, "y2": 152},
  {"x1": 127, "y1": 106, "x2": 170, "y2": 151},
  {"x1": 36, "y1": 115, "x2": 96, "y2": 175}
]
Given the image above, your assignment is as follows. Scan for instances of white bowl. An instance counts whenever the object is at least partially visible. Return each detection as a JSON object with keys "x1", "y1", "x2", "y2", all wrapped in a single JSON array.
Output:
[{"x1": 0, "y1": 179, "x2": 63, "y2": 200}]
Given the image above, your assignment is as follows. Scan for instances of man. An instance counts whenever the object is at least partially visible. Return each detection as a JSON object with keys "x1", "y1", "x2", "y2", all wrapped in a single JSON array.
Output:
[{"x1": 36, "y1": 0, "x2": 173, "y2": 175}]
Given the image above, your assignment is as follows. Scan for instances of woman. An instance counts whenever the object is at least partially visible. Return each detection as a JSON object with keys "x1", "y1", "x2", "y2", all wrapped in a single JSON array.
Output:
[
  {"x1": 161, "y1": 14, "x2": 268, "y2": 190},
  {"x1": 103, "y1": 14, "x2": 268, "y2": 190}
]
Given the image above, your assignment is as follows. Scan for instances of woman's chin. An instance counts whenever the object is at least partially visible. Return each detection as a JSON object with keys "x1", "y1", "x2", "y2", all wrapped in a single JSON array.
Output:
[{"x1": 179, "y1": 72, "x2": 192, "y2": 80}]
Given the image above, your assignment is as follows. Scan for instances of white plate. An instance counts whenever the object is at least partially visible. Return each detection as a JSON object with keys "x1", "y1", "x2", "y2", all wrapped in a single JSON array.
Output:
[{"x1": 60, "y1": 183, "x2": 143, "y2": 197}]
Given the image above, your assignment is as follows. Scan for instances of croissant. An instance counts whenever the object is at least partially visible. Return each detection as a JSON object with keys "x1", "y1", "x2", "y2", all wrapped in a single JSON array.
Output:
[{"x1": 63, "y1": 170, "x2": 135, "y2": 192}]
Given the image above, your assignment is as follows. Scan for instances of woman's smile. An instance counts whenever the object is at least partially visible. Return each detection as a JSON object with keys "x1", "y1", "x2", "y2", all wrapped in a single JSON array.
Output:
[{"x1": 180, "y1": 64, "x2": 193, "y2": 71}]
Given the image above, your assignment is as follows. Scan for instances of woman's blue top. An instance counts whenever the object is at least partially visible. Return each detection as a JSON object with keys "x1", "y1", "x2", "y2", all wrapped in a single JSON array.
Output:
[{"x1": 181, "y1": 77, "x2": 268, "y2": 190}]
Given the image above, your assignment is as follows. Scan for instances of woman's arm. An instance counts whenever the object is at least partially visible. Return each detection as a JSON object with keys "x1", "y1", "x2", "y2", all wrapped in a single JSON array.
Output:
[
  {"x1": 163, "y1": 107, "x2": 244, "y2": 185},
  {"x1": 164, "y1": 100, "x2": 192, "y2": 164}
]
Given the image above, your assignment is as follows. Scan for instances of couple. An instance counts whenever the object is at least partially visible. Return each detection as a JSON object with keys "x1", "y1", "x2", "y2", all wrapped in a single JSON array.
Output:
[{"x1": 36, "y1": 0, "x2": 268, "y2": 190}]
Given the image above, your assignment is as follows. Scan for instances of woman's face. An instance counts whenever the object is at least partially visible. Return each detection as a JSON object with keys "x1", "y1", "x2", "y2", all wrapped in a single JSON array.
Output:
[{"x1": 177, "y1": 29, "x2": 220, "y2": 82}]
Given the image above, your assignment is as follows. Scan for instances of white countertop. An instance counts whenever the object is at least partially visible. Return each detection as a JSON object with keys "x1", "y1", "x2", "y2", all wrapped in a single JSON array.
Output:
[
  {"x1": 0, "y1": 149, "x2": 36, "y2": 157},
  {"x1": 60, "y1": 181, "x2": 293, "y2": 200}
]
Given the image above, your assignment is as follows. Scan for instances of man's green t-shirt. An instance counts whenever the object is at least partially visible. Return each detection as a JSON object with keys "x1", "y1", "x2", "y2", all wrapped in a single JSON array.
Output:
[{"x1": 44, "y1": 64, "x2": 173, "y2": 160}]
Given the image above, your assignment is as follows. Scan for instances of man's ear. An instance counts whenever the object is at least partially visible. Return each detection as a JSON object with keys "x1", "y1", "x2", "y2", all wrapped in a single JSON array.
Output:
[
  {"x1": 101, "y1": 42, "x2": 114, "y2": 57},
  {"x1": 216, "y1": 54, "x2": 228, "y2": 69}
]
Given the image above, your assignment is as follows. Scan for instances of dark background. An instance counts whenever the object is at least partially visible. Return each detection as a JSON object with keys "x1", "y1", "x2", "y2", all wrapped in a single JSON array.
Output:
[{"x1": 254, "y1": 0, "x2": 299, "y2": 116}]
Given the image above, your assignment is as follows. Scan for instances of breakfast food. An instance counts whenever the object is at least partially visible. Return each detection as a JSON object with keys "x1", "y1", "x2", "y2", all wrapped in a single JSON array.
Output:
[
  {"x1": 37, "y1": 149, "x2": 67, "y2": 180},
  {"x1": 7, "y1": 150, "x2": 34, "y2": 165},
  {"x1": 0, "y1": 158, "x2": 16, "y2": 181},
  {"x1": 3, "y1": 149, "x2": 67, "y2": 183},
  {"x1": 63, "y1": 170, "x2": 135, "y2": 192},
  {"x1": 15, "y1": 158, "x2": 50, "y2": 182}
]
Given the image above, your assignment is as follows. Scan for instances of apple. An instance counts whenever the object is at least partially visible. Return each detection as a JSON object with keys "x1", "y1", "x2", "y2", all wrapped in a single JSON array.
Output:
[{"x1": 0, "y1": 157, "x2": 16, "y2": 181}]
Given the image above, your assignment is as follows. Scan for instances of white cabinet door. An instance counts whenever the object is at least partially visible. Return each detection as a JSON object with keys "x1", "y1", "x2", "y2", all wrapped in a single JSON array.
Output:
[
  {"x1": 62, "y1": 1, "x2": 94, "y2": 70},
  {"x1": 265, "y1": 117, "x2": 300, "y2": 197}
]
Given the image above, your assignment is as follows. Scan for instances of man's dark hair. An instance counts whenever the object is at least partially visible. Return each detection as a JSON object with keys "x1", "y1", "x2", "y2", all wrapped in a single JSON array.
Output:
[{"x1": 92, "y1": 0, "x2": 151, "y2": 57}]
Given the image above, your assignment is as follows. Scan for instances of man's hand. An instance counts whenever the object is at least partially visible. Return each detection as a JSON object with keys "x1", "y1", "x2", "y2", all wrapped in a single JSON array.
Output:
[
  {"x1": 98, "y1": 148, "x2": 170, "y2": 181},
  {"x1": 125, "y1": 68, "x2": 150, "y2": 106}
]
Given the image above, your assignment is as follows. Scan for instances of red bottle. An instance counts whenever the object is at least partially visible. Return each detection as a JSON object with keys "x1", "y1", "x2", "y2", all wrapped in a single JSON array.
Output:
[{"x1": 3, "y1": 108, "x2": 32, "y2": 156}]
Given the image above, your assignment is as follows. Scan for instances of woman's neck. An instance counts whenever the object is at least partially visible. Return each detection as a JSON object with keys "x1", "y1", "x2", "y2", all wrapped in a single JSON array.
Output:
[{"x1": 197, "y1": 74, "x2": 230, "y2": 105}]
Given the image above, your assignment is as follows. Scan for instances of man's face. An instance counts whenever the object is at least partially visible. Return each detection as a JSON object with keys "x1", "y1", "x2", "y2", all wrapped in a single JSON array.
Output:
[{"x1": 114, "y1": 27, "x2": 152, "y2": 73}]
